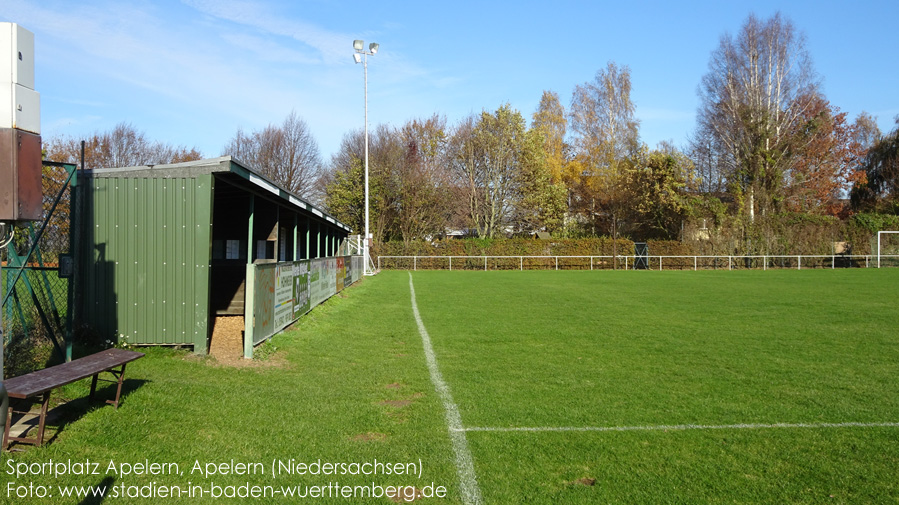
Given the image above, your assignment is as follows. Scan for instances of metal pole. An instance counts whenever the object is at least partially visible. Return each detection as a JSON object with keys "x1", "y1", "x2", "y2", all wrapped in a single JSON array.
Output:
[{"x1": 363, "y1": 54, "x2": 372, "y2": 276}]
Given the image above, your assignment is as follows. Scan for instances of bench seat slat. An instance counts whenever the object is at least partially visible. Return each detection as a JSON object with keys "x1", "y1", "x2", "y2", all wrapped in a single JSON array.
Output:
[{"x1": 3, "y1": 349, "x2": 144, "y2": 399}]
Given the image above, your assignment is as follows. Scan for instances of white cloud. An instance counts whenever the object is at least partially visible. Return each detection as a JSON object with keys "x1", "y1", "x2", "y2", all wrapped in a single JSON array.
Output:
[
  {"x1": 182, "y1": 0, "x2": 351, "y2": 65},
  {"x1": 3, "y1": 0, "x2": 457, "y2": 159}
]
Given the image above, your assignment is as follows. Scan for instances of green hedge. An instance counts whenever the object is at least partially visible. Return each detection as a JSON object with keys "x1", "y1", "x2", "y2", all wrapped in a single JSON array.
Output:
[
  {"x1": 371, "y1": 238, "x2": 698, "y2": 258},
  {"x1": 371, "y1": 217, "x2": 898, "y2": 261}
]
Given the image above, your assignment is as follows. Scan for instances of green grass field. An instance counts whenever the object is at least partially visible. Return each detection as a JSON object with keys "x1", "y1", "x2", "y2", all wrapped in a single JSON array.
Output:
[{"x1": 1, "y1": 269, "x2": 897, "y2": 504}]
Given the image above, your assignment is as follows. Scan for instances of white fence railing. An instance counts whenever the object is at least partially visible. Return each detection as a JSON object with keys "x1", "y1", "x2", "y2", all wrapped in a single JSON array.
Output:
[{"x1": 378, "y1": 254, "x2": 899, "y2": 271}]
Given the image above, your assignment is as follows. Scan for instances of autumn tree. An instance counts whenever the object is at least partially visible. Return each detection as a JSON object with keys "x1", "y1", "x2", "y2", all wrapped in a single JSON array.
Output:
[
  {"x1": 513, "y1": 129, "x2": 567, "y2": 234},
  {"x1": 448, "y1": 104, "x2": 551, "y2": 238},
  {"x1": 324, "y1": 116, "x2": 456, "y2": 244},
  {"x1": 570, "y1": 62, "x2": 640, "y2": 173},
  {"x1": 322, "y1": 132, "x2": 366, "y2": 236},
  {"x1": 396, "y1": 115, "x2": 455, "y2": 244},
  {"x1": 224, "y1": 110, "x2": 322, "y2": 199},
  {"x1": 853, "y1": 117, "x2": 899, "y2": 212},
  {"x1": 44, "y1": 122, "x2": 202, "y2": 169},
  {"x1": 323, "y1": 125, "x2": 401, "y2": 243},
  {"x1": 785, "y1": 94, "x2": 867, "y2": 216},
  {"x1": 852, "y1": 112, "x2": 882, "y2": 153},
  {"x1": 568, "y1": 62, "x2": 640, "y2": 260},
  {"x1": 528, "y1": 91, "x2": 570, "y2": 233},
  {"x1": 532, "y1": 90, "x2": 568, "y2": 183},
  {"x1": 694, "y1": 12, "x2": 819, "y2": 220},
  {"x1": 621, "y1": 149, "x2": 692, "y2": 239}
]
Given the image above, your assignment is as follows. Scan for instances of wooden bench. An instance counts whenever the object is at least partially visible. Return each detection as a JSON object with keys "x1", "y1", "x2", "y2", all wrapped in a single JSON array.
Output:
[{"x1": 3, "y1": 348, "x2": 144, "y2": 450}]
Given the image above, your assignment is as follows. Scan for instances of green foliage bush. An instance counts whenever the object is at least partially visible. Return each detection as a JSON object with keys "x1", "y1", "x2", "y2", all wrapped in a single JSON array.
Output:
[{"x1": 849, "y1": 213, "x2": 899, "y2": 234}]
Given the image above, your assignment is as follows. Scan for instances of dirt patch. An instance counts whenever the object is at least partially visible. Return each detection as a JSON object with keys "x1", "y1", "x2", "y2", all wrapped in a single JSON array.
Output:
[
  {"x1": 209, "y1": 316, "x2": 244, "y2": 361},
  {"x1": 380, "y1": 399, "x2": 412, "y2": 408},
  {"x1": 205, "y1": 316, "x2": 288, "y2": 368},
  {"x1": 378, "y1": 392, "x2": 424, "y2": 408},
  {"x1": 350, "y1": 432, "x2": 387, "y2": 442},
  {"x1": 385, "y1": 383, "x2": 403, "y2": 389},
  {"x1": 567, "y1": 477, "x2": 596, "y2": 487}
]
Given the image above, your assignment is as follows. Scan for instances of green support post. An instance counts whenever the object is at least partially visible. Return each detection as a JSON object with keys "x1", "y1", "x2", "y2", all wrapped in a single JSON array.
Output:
[
  {"x1": 244, "y1": 194, "x2": 255, "y2": 359},
  {"x1": 292, "y1": 213, "x2": 298, "y2": 261},
  {"x1": 305, "y1": 217, "x2": 311, "y2": 260},
  {"x1": 247, "y1": 195, "x2": 255, "y2": 263},
  {"x1": 65, "y1": 163, "x2": 78, "y2": 362},
  {"x1": 315, "y1": 221, "x2": 321, "y2": 259},
  {"x1": 243, "y1": 264, "x2": 255, "y2": 359}
]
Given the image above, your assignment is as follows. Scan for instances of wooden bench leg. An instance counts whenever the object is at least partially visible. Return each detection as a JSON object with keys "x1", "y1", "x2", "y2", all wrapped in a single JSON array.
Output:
[
  {"x1": 35, "y1": 392, "x2": 50, "y2": 447},
  {"x1": 111, "y1": 364, "x2": 127, "y2": 410},
  {"x1": 88, "y1": 364, "x2": 128, "y2": 409},
  {"x1": 89, "y1": 373, "x2": 99, "y2": 400},
  {"x1": 3, "y1": 392, "x2": 51, "y2": 450}
]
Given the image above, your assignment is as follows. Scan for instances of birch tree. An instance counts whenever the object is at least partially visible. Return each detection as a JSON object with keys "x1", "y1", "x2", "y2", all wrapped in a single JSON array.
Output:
[{"x1": 695, "y1": 12, "x2": 819, "y2": 220}]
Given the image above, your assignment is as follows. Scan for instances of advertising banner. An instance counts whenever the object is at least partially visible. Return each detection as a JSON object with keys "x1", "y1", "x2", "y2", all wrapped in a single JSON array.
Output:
[{"x1": 249, "y1": 256, "x2": 362, "y2": 349}]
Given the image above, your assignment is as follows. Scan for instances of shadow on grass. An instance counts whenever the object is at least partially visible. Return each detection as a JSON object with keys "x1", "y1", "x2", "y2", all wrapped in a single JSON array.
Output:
[
  {"x1": 5, "y1": 378, "x2": 149, "y2": 451},
  {"x1": 76, "y1": 476, "x2": 116, "y2": 505}
]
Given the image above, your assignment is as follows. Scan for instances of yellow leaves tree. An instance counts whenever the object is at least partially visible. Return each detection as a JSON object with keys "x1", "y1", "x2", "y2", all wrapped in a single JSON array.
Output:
[
  {"x1": 568, "y1": 62, "x2": 640, "y2": 260},
  {"x1": 532, "y1": 90, "x2": 567, "y2": 184}
]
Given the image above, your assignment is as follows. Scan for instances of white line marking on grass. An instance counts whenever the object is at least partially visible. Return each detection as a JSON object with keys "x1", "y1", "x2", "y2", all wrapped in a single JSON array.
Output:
[
  {"x1": 409, "y1": 273, "x2": 482, "y2": 505},
  {"x1": 457, "y1": 421, "x2": 899, "y2": 433}
]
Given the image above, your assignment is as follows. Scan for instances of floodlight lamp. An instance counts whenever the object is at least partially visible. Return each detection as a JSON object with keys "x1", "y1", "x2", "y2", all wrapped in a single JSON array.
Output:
[
  {"x1": 353, "y1": 39, "x2": 364, "y2": 51},
  {"x1": 353, "y1": 53, "x2": 362, "y2": 64},
  {"x1": 369, "y1": 42, "x2": 379, "y2": 54}
]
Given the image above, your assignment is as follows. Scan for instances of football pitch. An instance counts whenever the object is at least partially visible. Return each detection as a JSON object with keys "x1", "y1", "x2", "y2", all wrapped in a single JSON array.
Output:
[
  {"x1": 365, "y1": 269, "x2": 899, "y2": 504},
  {"x1": 2, "y1": 268, "x2": 896, "y2": 505}
]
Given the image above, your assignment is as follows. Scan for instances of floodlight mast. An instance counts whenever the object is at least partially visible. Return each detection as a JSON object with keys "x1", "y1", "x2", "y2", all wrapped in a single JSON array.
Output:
[{"x1": 353, "y1": 39, "x2": 378, "y2": 276}]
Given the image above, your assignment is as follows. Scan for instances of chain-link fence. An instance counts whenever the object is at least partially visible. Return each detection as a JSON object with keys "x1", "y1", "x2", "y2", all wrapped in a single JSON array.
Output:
[{"x1": 2, "y1": 162, "x2": 76, "y2": 377}]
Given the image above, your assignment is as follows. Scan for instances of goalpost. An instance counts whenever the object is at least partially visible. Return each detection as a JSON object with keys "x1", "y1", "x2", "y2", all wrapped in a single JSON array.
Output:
[{"x1": 877, "y1": 231, "x2": 899, "y2": 268}]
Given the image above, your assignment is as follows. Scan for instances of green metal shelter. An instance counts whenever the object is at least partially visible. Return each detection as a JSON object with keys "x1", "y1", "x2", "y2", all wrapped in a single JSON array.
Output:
[{"x1": 76, "y1": 156, "x2": 353, "y2": 354}]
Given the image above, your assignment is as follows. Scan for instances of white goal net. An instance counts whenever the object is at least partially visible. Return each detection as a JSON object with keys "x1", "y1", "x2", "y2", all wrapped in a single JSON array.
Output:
[{"x1": 877, "y1": 231, "x2": 899, "y2": 268}]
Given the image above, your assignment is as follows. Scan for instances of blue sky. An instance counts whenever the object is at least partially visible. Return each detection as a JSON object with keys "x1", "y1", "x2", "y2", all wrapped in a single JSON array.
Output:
[{"x1": 3, "y1": 0, "x2": 898, "y2": 163}]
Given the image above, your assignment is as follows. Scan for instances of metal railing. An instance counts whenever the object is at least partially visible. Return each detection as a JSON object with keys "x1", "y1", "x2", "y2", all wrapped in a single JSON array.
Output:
[{"x1": 378, "y1": 254, "x2": 899, "y2": 271}]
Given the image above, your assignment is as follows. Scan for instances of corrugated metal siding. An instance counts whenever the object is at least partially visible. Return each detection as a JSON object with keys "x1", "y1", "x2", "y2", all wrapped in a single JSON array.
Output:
[{"x1": 81, "y1": 175, "x2": 212, "y2": 352}]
